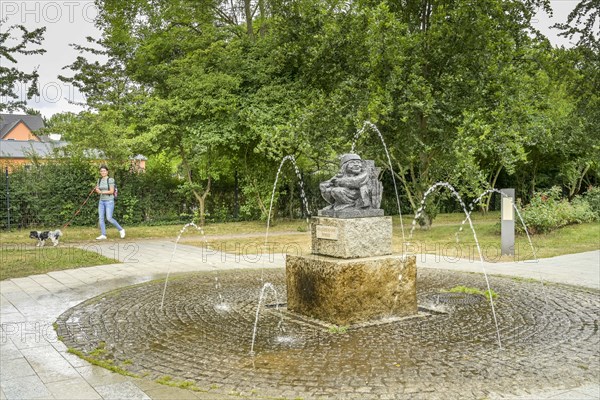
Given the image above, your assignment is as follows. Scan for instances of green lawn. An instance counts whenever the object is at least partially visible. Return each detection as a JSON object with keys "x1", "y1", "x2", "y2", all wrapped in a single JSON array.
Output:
[
  {"x1": 402, "y1": 218, "x2": 600, "y2": 261},
  {"x1": 0, "y1": 219, "x2": 311, "y2": 245},
  {"x1": 0, "y1": 246, "x2": 118, "y2": 280},
  {"x1": 184, "y1": 213, "x2": 600, "y2": 262},
  {"x1": 1, "y1": 214, "x2": 598, "y2": 281}
]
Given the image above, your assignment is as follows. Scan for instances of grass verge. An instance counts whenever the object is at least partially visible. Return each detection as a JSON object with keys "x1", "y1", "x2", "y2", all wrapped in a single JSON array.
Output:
[
  {"x1": 0, "y1": 246, "x2": 118, "y2": 280},
  {"x1": 0, "y1": 219, "x2": 312, "y2": 245}
]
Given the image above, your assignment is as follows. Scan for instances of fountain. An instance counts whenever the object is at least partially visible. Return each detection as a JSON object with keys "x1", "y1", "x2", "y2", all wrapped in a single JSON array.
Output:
[
  {"x1": 408, "y1": 181, "x2": 502, "y2": 348},
  {"x1": 55, "y1": 267, "x2": 600, "y2": 398},
  {"x1": 286, "y1": 153, "x2": 417, "y2": 326},
  {"x1": 351, "y1": 121, "x2": 406, "y2": 242},
  {"x1": 265, "y1": 155, "x2": 310, "y2": 246},
  {"x1": 53, "y1": 138, "x2": 599, "y2": 398},
  {"x1": 250, "y1": 282, "x2": 285, "y2": 355},
  {"x1": 160, "y1": 222, "x2": 226, "y2": 310}
]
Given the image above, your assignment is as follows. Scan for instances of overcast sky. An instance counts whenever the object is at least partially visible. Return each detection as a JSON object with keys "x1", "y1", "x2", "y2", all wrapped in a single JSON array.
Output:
[{"x1": 0, "y1": 1, "x2": 579, "y2": 118}]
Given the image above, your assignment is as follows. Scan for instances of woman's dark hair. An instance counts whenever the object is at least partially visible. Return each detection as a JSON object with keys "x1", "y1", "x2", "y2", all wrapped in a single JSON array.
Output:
[{"x1": 99, "y1": 164, "x2": 109, "y2": 171}]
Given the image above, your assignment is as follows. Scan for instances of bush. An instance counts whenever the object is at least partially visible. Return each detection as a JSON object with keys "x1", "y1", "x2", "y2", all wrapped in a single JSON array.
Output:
[
  {"x1": 583, "y1": 186, "x2": 600, "y2": 219},
  {"x1": 520, "y1": 186, "x2": 597, "y2": 234}
]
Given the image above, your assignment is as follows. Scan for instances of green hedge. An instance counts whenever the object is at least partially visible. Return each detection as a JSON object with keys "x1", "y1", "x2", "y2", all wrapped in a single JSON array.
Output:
[
  {"x1": 1, "y1": 159, "x2": 98, "y2": 228},
  {"x1": 1, "y1": 157, "x2": 323, "y2": 229},
  {"x1": 0, "y1": 158, "x2": 188, "y2": 229}
]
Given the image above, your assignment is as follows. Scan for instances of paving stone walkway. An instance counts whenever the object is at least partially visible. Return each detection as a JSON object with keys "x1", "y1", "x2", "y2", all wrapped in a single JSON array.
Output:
[{"x1": 1, "y1": 240, "x2": 598, "y2": 399}]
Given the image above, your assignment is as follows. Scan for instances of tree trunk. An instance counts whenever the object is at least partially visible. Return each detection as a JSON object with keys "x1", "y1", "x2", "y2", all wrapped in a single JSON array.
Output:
[
  {"x1": 180, "y1": 147, "x2": 211, "y2": 226},
  {"x1": 234, "y1": 170, "x2": 239, "y2": 220},
  {"x1": 244, "y1": 0, "x2": 254, "y2": 40},
  {"x1": 192, "y1": 175, "x2": 211, "y2": 226},
  {"x1": 484, "y1": 165, "x2": 503, "y2": 212},
  {"x1": 288, "y1": 183, "x2": 295, "y2": 219},
  {"x1": 259, "y1": 0, "x2": 266, "y2": 37},
  {"x1": 198, "y1": 196, "x2": 206, "y2": 226},
  {"x1": 531, "y1": 163, "x2": 537, "y2": 199},
  {"x1": 568, "y1": 164, "x2": 590, "y2": 200},
  {"x1": 397, "y1": 170, "x2": 416, "y2": 212}
]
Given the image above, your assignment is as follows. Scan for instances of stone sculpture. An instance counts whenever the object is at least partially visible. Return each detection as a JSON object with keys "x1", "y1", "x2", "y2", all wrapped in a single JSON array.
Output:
[
  {"x1": 287, "y1": 152, "x2": 417, "y2": 325},
  {"x1": 318, "y1": 153, "x2": 383, "y2": 218}
]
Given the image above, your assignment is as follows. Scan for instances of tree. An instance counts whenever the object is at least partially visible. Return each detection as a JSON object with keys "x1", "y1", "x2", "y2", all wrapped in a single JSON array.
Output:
[
  {"x1": 551, "y1": 0, "x2": 600, "y2": 196},
  {"x1": 58, "y1": 0, "x2": 249, "y2": 224},
  {"x1": 554, "y1": 0, "x2": 599, "y2": 49},
  {"x1": 0, "y1": 23, "x2": 46, "y2": 112},
  {"x1": 275, "y1": 0, "x2": 554, "y2": 219},
  {"x1": 56, "y1": 0, "x2": 587, "y2": 224}
]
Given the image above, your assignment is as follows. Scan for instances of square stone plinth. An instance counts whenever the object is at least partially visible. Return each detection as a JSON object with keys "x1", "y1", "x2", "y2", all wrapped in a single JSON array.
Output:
[
  {"x1": 286, "y1": 254, "x2": 416, "y2": 325},
  {"x1": 311, "y1": 216, "x2": 392, "y2": 259}
]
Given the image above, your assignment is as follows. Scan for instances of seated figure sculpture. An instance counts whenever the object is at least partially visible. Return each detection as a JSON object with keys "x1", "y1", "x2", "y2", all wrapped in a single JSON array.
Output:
[{"x1": 319, "y1": 153, "x2": 383, "y2": 218}]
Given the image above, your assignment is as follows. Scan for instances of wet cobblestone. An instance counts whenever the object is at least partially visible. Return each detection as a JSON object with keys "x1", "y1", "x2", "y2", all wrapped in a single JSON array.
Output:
[{"x1": 56, "y1": 268, "x2": 600, "y2": 399}]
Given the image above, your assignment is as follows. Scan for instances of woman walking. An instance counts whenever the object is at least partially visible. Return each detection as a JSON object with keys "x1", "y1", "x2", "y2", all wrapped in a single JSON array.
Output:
[{"x1": 95, "y1": 165, "x2": 125, "y2": 240}]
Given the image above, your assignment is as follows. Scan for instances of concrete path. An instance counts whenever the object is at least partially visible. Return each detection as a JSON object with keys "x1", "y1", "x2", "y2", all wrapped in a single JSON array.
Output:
[
  {"x1": 418, "y1": 250, "x2": 600, "y2": 290},
  {"x1": 1, "y1": 240, "x2": 598, "y2": 399}
]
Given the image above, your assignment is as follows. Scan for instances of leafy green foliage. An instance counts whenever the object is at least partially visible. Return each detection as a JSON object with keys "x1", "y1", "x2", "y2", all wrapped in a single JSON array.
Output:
[
  {"x1": 520, "y1": 187, "x2": 597, "y2": 234},
  {"x1": 583, "y1": 187, "x2": 600, "y2": 218},
  {"x1": 44, "y1": 0, "x2": 599, "y2": 227},
  {"x1": 0, "y1": 158, "x2": 187, "y2": 229},
  {"x1": 1, "y1": 158, "x2": 97, "y2": 228},
  {"x1": 0, "y1": 23, "x2": 46, "y2": 112}
]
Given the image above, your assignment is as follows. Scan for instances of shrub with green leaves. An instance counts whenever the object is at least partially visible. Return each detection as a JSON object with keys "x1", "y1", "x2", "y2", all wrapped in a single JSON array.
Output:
[
  {"x1": 583, "y1": 187, "x2": 600, "y2": 219},
  {"x1": 520, "y1": 186, "x2": 597, "y2": 234}
]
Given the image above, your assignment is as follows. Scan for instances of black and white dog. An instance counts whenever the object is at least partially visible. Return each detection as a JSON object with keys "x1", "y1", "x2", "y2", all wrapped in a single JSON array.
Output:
[{"x1": 29, "y1": 230, "x2": 62, "y2": 247}]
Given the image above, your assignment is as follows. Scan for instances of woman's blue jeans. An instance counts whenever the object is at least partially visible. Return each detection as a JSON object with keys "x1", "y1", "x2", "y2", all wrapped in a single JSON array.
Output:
[{"x1": 98, "y1": 200, "x2": 123, "y2": 235}]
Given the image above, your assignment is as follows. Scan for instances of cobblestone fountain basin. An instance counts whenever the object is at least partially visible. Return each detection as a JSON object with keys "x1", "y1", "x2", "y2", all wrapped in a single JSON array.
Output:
[{"x1": 56, "y1": 268, "x2": 599, "y2": 399}]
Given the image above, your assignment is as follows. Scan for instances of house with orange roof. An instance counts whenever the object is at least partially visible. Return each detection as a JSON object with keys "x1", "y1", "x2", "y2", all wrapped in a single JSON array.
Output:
[
  {"x1": 0, "y1": 114, "x2": 68, "y2": 171},
  {"x1": 1, "y1": 114, "x2": 146, "y2": 172}
]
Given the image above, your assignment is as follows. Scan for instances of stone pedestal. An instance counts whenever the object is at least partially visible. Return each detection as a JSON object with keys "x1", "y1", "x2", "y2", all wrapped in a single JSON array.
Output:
[
  {"x1": 311, "y1": 216, "x2": 392, "y2": 259},
  {"x1": 286, "y1": 215, "x2": 417, "y2": 325},
  {"x1": 286, "y1": 254, "x2": 416, "y2": 325}
]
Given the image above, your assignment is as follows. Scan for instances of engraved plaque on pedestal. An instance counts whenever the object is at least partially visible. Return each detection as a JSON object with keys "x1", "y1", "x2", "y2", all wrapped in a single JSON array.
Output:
[{"x1": 316, "y1": 225, "x2": 339, "y2": 240}]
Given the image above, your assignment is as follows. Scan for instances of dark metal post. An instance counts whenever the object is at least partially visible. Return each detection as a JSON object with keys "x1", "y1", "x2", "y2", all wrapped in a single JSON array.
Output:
[
  {"x1": 5, "y1": 167, "x2": 10, "y2": 230},
  {"x1": 500, "y1": 188, "x2": 515, "y2": 256}
]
